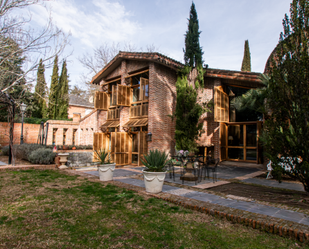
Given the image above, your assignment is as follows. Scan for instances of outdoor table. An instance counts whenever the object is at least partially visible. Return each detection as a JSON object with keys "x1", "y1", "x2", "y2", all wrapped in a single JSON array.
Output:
[{"x1": 171, "y1": 155, "x2": 204, "y2": 184}]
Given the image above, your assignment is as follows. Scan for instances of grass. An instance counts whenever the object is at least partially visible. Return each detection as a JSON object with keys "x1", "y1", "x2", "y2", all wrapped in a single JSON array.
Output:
[{"x1": 0, "y1": 169, "x2": 307, "y2": 248}]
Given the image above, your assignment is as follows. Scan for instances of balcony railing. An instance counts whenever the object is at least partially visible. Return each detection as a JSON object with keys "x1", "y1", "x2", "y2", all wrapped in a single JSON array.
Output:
[
  {"x1": 107, "y1": 108, "x2": 120, "y2": 120},
  {"x1": 130, "y1": 102, "x2": 148, "y2": 118}
]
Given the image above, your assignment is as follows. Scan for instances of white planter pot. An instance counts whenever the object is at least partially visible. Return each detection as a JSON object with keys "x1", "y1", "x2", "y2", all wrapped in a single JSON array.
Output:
[
  {"x1": 142, "y1": 170, "x2": 167, "y2": 193},
  {"x1": 97, "y1": 163, "x2": 116, "y2": 181}
]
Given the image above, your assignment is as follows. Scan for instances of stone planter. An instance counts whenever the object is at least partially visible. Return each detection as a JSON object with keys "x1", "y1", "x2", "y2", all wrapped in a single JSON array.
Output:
[
  {"x1": 58, "y1": 153, "x2": 69, "y2": 169},
  {"x1": 142, "y1": 170, "x2": 167, "y2": 193},
  {"x1": 97, "y1": 163, "x2": 116, "y2": 181}
]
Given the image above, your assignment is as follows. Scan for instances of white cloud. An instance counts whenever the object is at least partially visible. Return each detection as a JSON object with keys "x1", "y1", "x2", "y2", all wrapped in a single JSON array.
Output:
[{"x1": 30, "y1": 0, "x2": 140, "y2": 49}]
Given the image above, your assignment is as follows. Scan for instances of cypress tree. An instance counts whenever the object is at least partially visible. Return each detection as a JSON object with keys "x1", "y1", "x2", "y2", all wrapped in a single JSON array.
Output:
[
  {"x1": 58, "y1": 60, "x2": 69, "y2": 119},
  {"x1": 183, "y1": 2, "x2": 203, "y2": 67},
  {"x1": 33, "y1": 59, "x2": 47, "y2": 118},
  {"x1": 241, "y1": 40, "x2": 251, "y2": 72},
  {"x1": 173, "y1": 3, "x2": 210, "y2": 152},
  {"x1": 48, "y1": 55, "x2": 59, "y2": 119}
]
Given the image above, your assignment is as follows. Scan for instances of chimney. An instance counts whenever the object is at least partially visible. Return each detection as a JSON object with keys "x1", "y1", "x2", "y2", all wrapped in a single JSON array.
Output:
[{"x1": 73, "y1": 113, "x2": 81, "y2": 122}]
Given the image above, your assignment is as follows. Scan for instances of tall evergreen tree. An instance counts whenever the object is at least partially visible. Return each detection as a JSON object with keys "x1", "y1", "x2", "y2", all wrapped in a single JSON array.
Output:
[
  {"x1": 33, "y1": 59, "x2": 47, "y2": 118},
  {"x1": 183, "y1": 2, "x2": 203, "y2": 67},
  {"x1": 241, "y1": 40, "x2": 251, "y2": 72},
  {"x1": 173, "y1": 3, "x2": 210, "y2": 152},
  {"x1": 58, "y1": 60, "x2": 69, "y2": 119},
  {"x1": 262, "y1": 0, "x2": 309, "y2": 192},
  {"x1": 48, "y1": 55, "x2": 59, "y2": 119}
]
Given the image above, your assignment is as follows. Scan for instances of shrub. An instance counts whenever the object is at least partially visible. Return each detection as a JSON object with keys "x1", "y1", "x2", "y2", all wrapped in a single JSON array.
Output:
[
  {"x1": 141, "y1": 149, "x2": 169, "y2": 172},
  {"x1": 28, "y1": 148, "x2": 56, "y2": 164},
  {"x1": 94, "y1": 149, "x2": 110, "y2": 164},
  {"x1": 15, "y1": 144, "x2": 45, "y2": 161},
  {"x1": 1, "y1": 146, "x2": 9, "y2": 156}
]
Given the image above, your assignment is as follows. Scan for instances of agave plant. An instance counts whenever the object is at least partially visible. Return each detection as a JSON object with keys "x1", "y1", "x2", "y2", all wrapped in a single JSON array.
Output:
[
  {"x1": 94, "y1": 149, "x2": 110, "y2": 164},
  {"x1": 141, "y1": 149, "x2": 169, "y2": 172}
]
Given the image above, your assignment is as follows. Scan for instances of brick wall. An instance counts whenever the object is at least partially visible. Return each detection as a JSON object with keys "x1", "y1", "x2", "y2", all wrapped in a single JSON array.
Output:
[
  {"x1": 0, "y1": 122, "x2": 41, "y2": 146},
  {"x1": 46, "y1": 110, "x2": 98, "y2": 146},
  {"x1": 148, "y1": 62, "x2": 177, "y2": 155}
]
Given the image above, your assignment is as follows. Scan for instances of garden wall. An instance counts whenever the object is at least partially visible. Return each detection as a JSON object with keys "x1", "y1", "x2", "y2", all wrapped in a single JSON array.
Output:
[
  {"x1": 64, "y1": 150, "x2": 97, "y2": 167},
  {"x1": 0, "y1": 122, "x2": 41, "y2": 146}
]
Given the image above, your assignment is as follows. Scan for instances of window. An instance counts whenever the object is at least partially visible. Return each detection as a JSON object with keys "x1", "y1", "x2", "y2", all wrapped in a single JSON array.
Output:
[
  {"x1": 227, "y1": 86, "x2": 262, "y2": 122},
  {"x1": 72, "y1": 129, "x2": 77, "y2": 145},
  {"x1": 109, "y1": 81, "x2": 119, "y2": 106},
  {"x1": 214, "y1": 86, "x2": 229, "y2": 122},
  {"x1": 130, "y1": 73, "x2": 149, "y2": 103},
  {"x1": 63, "y1": 129, "x2": 68, "y2": 145},
  {"x1": 52, "y1": 129, "x2": 57, "y2": 145}
]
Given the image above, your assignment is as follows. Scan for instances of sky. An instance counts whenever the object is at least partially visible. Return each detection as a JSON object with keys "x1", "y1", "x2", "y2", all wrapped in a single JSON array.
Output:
[{"x1": 25, "y1": 0, "x2": 292, "y2": 89}]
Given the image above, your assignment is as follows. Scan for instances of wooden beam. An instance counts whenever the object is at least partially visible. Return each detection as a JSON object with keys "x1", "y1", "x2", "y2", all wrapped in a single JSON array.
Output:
[{"x1": 125, "y1": 69, "x2": 149, "y2": 79}]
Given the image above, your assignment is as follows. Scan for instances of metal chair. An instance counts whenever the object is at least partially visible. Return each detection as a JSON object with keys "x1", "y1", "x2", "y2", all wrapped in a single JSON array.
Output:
[
  {"x1": 165, "y1": 161, "x2": 175, "y2": 181},
  {"x1": 197, "y1": 159, "x2": 208, "y2": 182},
  {"x1": 206, "y1": 158, "x2": 220, "y2": 183}
]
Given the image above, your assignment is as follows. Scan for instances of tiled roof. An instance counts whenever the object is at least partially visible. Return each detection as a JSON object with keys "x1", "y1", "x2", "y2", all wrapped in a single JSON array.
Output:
[
  {"x1": 69, "y1": 95, "x2": 94, "y2": 108},
  {"x1": 90, "y1": 51, "x2": 262, "y2": 86},
  {"x1": 91, "y1": 51, "x2": 184, "y2": 85},
  {"x1": 206, "y1": 68, "x2": 261, "y2": 83}
]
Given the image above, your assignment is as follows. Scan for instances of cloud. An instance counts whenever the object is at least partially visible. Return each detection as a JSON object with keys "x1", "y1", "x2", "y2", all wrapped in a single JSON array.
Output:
[{"x1": 30, "y1": 0, "x2": 140, "y2": 49}]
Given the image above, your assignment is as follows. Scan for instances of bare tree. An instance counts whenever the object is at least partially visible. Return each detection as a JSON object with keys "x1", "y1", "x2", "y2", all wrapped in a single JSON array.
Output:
[
  {"x1": 78, "y1": 42, "x2": 159, "y2": 97},
  {"x1": 0, "y1": 0, "x2": 70, "y2": 93}
]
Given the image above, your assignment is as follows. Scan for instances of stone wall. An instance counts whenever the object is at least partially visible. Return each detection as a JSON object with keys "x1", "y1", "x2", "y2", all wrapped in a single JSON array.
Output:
[{"x1": 66, "y1": 151, "x2": 97, "y2": 167}]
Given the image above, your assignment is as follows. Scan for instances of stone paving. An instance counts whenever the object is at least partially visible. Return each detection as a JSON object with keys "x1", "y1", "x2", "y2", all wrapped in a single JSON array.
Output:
[
  {"x1": 0, "y1": 161, "x2": 7, "y2": 166},
  {"x1": 83, "y1": 165, "x2": 309, "y2": 227}
]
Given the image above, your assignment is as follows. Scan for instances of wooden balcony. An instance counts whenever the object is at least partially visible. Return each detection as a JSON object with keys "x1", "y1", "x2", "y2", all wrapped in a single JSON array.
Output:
[
  {"x1": 107, "y1": 108, "x2": 120, "y2": 120},
  {"x1": 130, "y1": 102, "x2": 148, "y2": 118}
]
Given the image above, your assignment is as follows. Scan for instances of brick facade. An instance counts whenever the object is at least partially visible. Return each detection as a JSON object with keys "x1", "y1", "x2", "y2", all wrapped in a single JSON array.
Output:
[{"x1": 90, "y1": 52, "x2": 262, "y2": 165}]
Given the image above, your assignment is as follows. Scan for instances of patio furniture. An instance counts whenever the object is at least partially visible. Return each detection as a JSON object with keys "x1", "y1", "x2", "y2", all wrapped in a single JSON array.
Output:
[
  {"x1": 179, "y1": 156, "x2": 204, "y2": 185},
  {"x1": 206, "y1": 158, "x2": 220, "y2": 183},
  {"x1": 197, "y1": 159, "x2": 208, "y2": 182},
  {"x1": 165, "y1": 161, "x2": 175, "y2": 181}
]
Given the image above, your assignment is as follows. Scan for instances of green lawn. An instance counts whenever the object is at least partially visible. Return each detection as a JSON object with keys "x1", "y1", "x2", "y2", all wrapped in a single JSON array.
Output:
[{"x1": 0, "y1": 169, "x2": 306, "y2": 248}]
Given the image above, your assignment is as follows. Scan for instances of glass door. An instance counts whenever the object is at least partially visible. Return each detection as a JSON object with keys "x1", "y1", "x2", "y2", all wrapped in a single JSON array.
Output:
[{"x1": 225, "y1": 123, "x2": 259, "y2": 163}]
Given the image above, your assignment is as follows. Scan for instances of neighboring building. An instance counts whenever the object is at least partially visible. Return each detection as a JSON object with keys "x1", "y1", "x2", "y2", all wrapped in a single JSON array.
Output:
[
  {"x1": 45, "y1": 95, "x2": 97, "y2": 146},
  {"x1": 91, "y1": 52, "x2": 263, "y2": 166},
  {"x1": 68, "y1": 95, "x2": 94, "y2": 119}
]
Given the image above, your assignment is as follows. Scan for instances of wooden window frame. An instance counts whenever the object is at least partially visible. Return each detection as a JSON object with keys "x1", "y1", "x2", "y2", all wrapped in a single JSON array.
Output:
[{"x1": 214, "y1": 86, "x2": 229, "y2": 122}]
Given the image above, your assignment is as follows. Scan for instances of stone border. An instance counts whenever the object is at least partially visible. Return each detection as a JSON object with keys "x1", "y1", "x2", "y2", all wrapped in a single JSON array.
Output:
[{"x1": 0, "y1": 165, "x2": 56, "y2": 171}]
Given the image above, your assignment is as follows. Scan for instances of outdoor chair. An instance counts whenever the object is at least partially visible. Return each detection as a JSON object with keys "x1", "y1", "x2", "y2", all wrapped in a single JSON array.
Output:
[
  {"x1": 196, "y1": 159, "x2": 207, "y2": 182},
  {"x1": 165, "y1": 161, "x2": 175, "y2": 181},
  {"x1": 180, "y1": 156, "x2": 202, "y2": 185},
  {"x1": 206, "y1": 158, "x2": 220, "y2": 183}
]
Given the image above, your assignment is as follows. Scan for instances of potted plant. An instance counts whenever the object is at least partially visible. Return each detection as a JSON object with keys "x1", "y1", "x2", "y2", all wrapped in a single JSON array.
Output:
[
  {"x1": 141, "y1": 149, "x2": 169, "y2": 193},
  {"x1": 95, "y1": 149, "x2": 115, "y2": 181}
]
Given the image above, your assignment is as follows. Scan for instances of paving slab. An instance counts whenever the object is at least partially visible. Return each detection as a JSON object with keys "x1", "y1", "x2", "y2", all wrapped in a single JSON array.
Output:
[
  {"x1": 242, "y1": 178, "x2": 305, "y2": 192},
  {"x1": 82, "y1": 168, "x2": 309, "y2": 227}
]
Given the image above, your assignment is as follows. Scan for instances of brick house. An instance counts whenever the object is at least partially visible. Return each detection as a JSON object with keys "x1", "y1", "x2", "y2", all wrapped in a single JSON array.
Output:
[{"x1": 91, "y1": 52, "x2": 263, "y2": 166}]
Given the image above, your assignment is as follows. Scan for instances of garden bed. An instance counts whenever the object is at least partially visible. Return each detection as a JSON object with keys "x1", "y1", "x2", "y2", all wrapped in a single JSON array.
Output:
[{"x1": 209, "y1": 182, "x2": 309, "y2": 210}]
